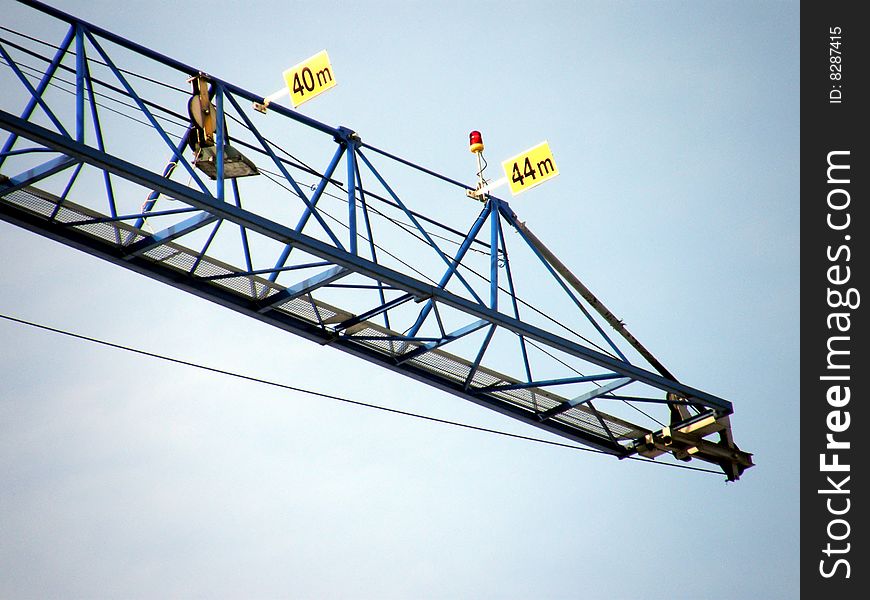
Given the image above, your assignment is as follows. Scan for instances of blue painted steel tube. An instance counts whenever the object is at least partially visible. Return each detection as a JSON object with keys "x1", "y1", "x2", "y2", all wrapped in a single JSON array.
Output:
[
  {"x1": 0, "y1": 109, "x2": 734, "y2": 415},
  {"x1": 355, "y1": 163, "x2": 391, "y2": 330},
  {"x1": 397, "y1": 319, "x2": 489, "y2": 363},
  {"x1": 359, "y1": 141, "x2": 471, "y2": 191},
  {"x1": 66, "y1": 206, "x2": 198, "y2": 226},
  {"x1": 124, "y1": 212, "x2": 218, "y2": 257},
  {"x1": 537, "y1": 377, "x2": 633, "y2": 421},
  {"x1": 232, "y1": 180, "x2": 253, "y2": 279},
  {"x1": 74, "y1": 27, "x2": 84, "y2": 143},
  {"x1": 223, "y1": 93, "x2": 345, "y2": 251},
  {"x1": 334, "y1": 293, "x2": 414, "y2": 332},
  {"x1": 463, "y1": 324, "x2": 497, "y2": 390},
  {"x1": 0, "y1": 148, "x2": 54, "y2": 158},
  {"x1": 498, "y1": 201, "x2": 685, "y2": 384},
  {"x1": 265, "y1": 265, "x2": 348, "y2": 307},
  {"x1": 346, "y1": 139, "x2": 357, "y2": 255},
  {"x1": 489, "y1": 198, "x2": 499, "y2": 310},
  {"x1": 190, "y1": 220, "x2": 222, "y2": 275},
  {"x1": 0, "y1": 156, "x2": 76, "y2": 194},
  {"x1": 132, "y1": 131, "x2": 190, "y2": 231},
  {"x1": 480, "y1": 372, "x2": 626, "y2": 393},
  {"x1": 355, "y1": 148, "x2": 483, "y2": 305},
  {"x1": 79, "y1": 43, "x2": 117, "y2": 221},
  {"x1": 49, "y1": 162, "x2": 83, "y2": 221},
  {"x1": 201, "y1": 262, "x2": 329, "y2": 281},
  {"x1": 0, "y1": 38, "x2": 71, "y2": 141},
  {"x1": 405, "y1": 205, "x2": 490, "y2": 338},
  {"x1": 15, "y1": 1, "x2": 342, "y2": 140},
  {"x1": 0, "y1": 194, "x2": 629, "y2": 457},
  {"x1": 294, "y1": 144, "x2": 346, "y2": 233},
  {"x1": 496, "y1": 201, "x2": 629, "y2": 363},
  {"x1": 495, "y1": 214, "x2": 534, "y2": 388},
  {"x1": 0, "y1": 23, "x2": 74, "y2": 168},
  {"x1": 267, "y1": 144, "x2": 347, "y2": 284},
  {"x1": 82, "y1": 30, "x2": 211, "y2": 197}
]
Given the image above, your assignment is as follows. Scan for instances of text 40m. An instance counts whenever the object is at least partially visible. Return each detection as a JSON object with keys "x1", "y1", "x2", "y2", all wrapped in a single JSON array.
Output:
[{"x1": 292, "y1": 66, "x2": 334, "y2": 96}]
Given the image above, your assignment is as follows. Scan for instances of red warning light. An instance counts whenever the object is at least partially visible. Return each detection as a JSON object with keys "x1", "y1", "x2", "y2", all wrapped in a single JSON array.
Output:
[{"x1": 469, "y1": 130, "x2": 484, "y2": 154}]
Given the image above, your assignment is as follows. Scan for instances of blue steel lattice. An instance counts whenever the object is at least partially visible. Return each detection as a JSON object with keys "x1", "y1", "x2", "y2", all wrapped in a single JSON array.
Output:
[{"x1": 0, "y1": 0, "x2": 752, "y2": 479}]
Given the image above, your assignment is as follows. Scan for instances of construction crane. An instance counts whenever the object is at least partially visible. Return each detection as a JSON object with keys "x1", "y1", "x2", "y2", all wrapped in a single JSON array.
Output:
[{"x1": 0, "y1": 0, "x2": 753, "y2": 480}]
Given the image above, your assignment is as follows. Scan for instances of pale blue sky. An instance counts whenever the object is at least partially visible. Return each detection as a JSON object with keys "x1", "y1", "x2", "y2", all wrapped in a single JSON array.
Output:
[{"x1": 1, "y1": 1, "x2": 799, "y2": 598}]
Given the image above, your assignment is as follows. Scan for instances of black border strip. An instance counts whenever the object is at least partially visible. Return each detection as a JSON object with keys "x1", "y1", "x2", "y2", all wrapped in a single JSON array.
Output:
[{"x1": 802, "y1": 1, "x2": 866, "y2": 594}]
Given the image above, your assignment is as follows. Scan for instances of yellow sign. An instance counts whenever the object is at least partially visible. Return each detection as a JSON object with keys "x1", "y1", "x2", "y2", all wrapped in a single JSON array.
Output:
[
  {"x1": 501, "y1": 141, "x2": 559, "y2": 195},
  {"x1": 283, "y1": 50, "x2": 336, "y2": 108}
]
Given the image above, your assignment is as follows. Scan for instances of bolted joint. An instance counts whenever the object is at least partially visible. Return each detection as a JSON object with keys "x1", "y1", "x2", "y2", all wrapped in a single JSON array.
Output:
[
  {"x1": 466, "y1": 188, "x2": 486, "y2": 202},
  {"x1": 335, "y1": 126, "x2": 361, "y2": 145}
]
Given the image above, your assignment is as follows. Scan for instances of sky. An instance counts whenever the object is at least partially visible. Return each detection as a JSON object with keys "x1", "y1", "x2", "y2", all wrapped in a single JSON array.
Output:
[{"x1": 0, "y1": 1, "x2": 800, "y2": 598}]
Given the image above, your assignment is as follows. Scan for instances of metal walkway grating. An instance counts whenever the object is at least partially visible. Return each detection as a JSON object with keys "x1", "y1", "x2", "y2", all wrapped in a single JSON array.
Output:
[{"x1": 1, "y1": 184, "x2": 650, "y2": 446}]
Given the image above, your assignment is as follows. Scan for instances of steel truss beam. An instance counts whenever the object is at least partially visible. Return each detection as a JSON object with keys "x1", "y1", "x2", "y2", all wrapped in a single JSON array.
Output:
[{"x1": 0, "y1": 0, "x2": 753, "y2": 479}]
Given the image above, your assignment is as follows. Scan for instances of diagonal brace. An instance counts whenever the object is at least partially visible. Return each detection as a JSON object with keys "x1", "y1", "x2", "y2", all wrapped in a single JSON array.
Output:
[
  {"x1": 397, "y1": 318, "x2": 489, "y2": 364},
  {"x1": 333, "y1": 293, "x2": 415, "y2": 333},
  {"x1": 537, "y1": 377, "x2": 632, "y2": 421},
  {"x1": 123, "y1": 211, "x2": 219, "y2": 256},
  {"x1": 0, "y1": 155, "x2": 78, "y2": 195},
  {"x1": 0, "y1": 110, "x2": 734, "y2": 415},
  {"x1": 479, "y1": 372, "x2": 625, "y2": 393},
  {"x1": 258, "y1": 265, "x2": 349, "y2": 312}
]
